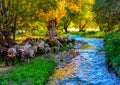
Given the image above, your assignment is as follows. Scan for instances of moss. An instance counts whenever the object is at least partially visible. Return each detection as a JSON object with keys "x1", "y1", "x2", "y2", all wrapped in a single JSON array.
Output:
[{"x1": 80, "y1": 44, "x2": 93, "y2": 50}]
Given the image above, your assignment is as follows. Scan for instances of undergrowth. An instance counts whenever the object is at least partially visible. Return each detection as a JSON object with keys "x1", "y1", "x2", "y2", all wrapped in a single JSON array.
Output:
[{"x1": 104, "y1": 31, "x2": 120, "y2": 76}]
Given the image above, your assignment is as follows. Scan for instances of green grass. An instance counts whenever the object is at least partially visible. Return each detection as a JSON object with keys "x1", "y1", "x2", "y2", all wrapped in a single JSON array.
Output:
[
  {"x1": 104, "y1": 31, "x2": 120, "y2": 76},
  {"x1": 83, "y1": 31, "x2": 105, "y2": 38},
  {"x1": 59, "y1": 33, "x2": 71, "y2": 37},
  {"x1": 0, "y1": 56, "x2": 56, "y2": 85},
  {"x1": 59, "y1": 31, "x2": 105, "y2": 38}
]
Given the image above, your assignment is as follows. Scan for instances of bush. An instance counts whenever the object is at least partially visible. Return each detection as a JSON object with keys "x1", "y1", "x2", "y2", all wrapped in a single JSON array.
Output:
[{"x1": 104, "y1": 32, "x2": 120, "y2": 76}]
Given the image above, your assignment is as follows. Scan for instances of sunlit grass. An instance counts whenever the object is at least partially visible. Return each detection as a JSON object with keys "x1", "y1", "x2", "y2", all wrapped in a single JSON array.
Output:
[
  {"x1": 84, "y1": 31, "x2": 105, "y2": 38},
  {"x1": 59, "y1": 31, "x2": 105, "y2": 38}
]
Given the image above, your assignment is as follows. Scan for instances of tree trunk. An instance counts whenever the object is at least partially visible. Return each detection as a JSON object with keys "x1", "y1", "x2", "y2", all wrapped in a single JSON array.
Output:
[
  {"x1": 13, "y1": 16, "x2": 17, "y2": 40},
  {"x1": 47, "y1": 18, "x2": 57, "y2": 37},
  {"x1": 64, "y1": 26, "x2": 68, "y2": 33},
  {"x1": 63, "y1": 19, "x2": 72, "y2": 33},
  {"x1": 0, "y1": 29, "x2": 17, "y2": 48},
  {"x1": 107, "y1": 18, "x2": 114, "y2": 33},
  {"x1": 0, "y1": 31, "x2": 9, "y2": 48},
  {"x1": 79, "y1": 21, "x2": 88, "y2": 32},
  {"x1": 29, "y1": 27, "x2": 32, "y2": 37},
  {"x1": 99, "y1": 25, "x2": 103, "y2": 31},
  {"x1": 0, "y1": 0, "x2": 17, "y2": 48},
  {"x1": 79, "y1": 21, "x2": 82, "y2": 32}
]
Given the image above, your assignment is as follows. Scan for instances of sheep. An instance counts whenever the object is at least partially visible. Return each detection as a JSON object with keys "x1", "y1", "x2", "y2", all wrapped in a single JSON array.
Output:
[
  {"x1": 67, "y1": 43, "x2": 73, "y2": 50},
  {"x1": 44, "y1": 44, "x2": 51, "y2": 57},
  {"x1": 36, "y1": 39, "x2": 45, "y2": 55},
  {"x1": 5, "y1": 47, "x2": 17, "y2": 66},
  {"x1": 37, "y1": 39, "x2": 45, "y2": 49},
  {"x1": 27, "y1": 48, "x2": 35, "y2": 58},
  {"x1": 13, "y1": 43, "x2": 32, "y2": 63},
  {"x1": 17, "y1": 48, "x2": 27, "y2": 63},
  {"x1": 8, "y1": 47, "x2": 17, "y2": 58},
  {"x1": 53, "y1": 46, "x2": 60, "y2": 54}
]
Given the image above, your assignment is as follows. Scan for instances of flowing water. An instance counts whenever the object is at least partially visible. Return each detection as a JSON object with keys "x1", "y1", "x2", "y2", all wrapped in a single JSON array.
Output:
[{"x1": 47, "y1": 35, "x2": 120, "y2": 85}]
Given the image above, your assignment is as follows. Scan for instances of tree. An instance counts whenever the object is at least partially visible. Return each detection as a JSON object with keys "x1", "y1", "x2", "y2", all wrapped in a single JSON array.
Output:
[
  {"x1": 72, "y1": 0, "x2": 95, "y2": 31},
  {"x1": 16, "y1": 0, "x2": 83, "y2": 37},
  {"x1": 0, "y1": 0, "x2": 17, "y2": 47},
  {"x1": 58, "y1": 8, "x2": 79, "y2": 33},
  {"x1": 93, "y1": 0, "x2": 120, "y2": 33},
  {"x1": 36, "y1": 0, "x2": 58, "y2": 37},
  {"x1": 57, "y1": 0, "x2": 83, "y2": 33}
]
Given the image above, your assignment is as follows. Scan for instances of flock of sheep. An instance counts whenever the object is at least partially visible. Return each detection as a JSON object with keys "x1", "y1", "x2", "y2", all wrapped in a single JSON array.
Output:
[{"x1": 0, "y1": 37, "x2": 77, "y2": 67}]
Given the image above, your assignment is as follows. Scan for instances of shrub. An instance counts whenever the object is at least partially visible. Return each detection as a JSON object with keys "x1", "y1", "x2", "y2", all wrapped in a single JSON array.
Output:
[{"x1": 104, "y1": 32, "x2": 120, "y2": 76}]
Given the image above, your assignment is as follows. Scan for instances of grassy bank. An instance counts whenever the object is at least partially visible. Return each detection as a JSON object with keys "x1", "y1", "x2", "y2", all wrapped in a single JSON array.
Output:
[
  {"x1": 83, "y1": 31, "x2": 105, "y2": 38},
  {"x1": 0, "y1": 56, "x2": 56, "y2": 85},
  {"x1": 104, "y1": 32, "x2": 120, "y2": 76},
  {"x1": 0, "y1": 40, "x2": 75, "y2": 85},
  {"x1": 59, "y1": 31, "x2": 105, "y2": 38}
]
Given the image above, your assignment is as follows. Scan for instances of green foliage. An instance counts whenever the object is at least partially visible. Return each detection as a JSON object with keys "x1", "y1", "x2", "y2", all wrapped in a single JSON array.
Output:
[
  {"x1": 0, "y1": 57, "x2": 56, "y2": 85},
  {"x1": 93, "y1": 0, "x2": 120, "y2": 32},
  {"x1": 59, "y1": 44, "x2": 68, "y2": 52},
  {"x1": 32, "y1": 29, "x2": 46, "y2": 36},
  {"x1": 59, "y1": 42, "x2": 75, "y2": 52},
  {"x1": 73, "y1": 0, "x2": 95, "y2": 31},
  {"x1": 37, "y1": 0, "x2": 57, "y2": 13},
  {"x1": 58, "y1": 8, "x2": 79, "y2": 33},
  {"x1": 104, "y1": 31, "x2": 120, "y2": 76}
]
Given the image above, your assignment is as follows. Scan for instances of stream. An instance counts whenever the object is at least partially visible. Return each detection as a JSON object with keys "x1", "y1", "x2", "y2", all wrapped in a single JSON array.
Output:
[{"x1": 47, "y1": 35, "x2": 120, "y2": 85}]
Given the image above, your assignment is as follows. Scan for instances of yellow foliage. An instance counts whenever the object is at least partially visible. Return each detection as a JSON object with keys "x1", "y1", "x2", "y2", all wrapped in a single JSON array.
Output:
[
  {"x1": 21, "y1": 0, "x2": 26, "y2": 4},
  {"x1": 55, "y1": 1, "x2": 66, "y2": 22},
  {"x1": 65, "y1": 0, "x2": 83, "y2": 12},
  {"x1": 39, "y1": 1, "x2": 66, "y2": 22},
  {"x1": 87, "y1": 0, "x2": 95, "y2": 5}
]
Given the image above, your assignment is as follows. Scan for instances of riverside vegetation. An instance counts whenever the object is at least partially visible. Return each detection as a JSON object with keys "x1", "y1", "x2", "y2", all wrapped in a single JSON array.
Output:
[
  {"x1": 0, "y1": 37, "x2": 76, "y2": 85},
  {"x1": 104, "y1": 31, "x2": 120, "y2": 76}
]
